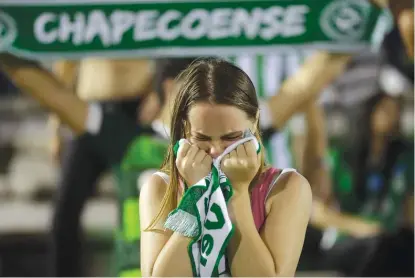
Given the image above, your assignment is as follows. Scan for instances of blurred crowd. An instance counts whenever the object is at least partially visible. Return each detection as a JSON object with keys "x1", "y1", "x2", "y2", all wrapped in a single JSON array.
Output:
[{"x1": 0, "y1": 7, "x2": 413, "y2": 278}]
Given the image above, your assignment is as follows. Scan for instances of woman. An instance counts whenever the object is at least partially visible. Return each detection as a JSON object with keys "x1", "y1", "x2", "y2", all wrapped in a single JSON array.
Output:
[
  {"x1": 139, "y1": 58, "x2": 312, "y2": 277},
  {"x1": 49, "y1": 58, "x2": 155, "y2": 277}
]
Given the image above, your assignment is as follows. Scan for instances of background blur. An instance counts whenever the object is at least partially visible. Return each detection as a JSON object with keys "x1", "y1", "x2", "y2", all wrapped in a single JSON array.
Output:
[{"x1": 0, "y1": 29, "x2": 413, "y2": 277}]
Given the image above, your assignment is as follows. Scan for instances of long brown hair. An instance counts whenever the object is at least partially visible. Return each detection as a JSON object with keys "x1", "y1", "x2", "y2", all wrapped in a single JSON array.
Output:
[{"x1": 146, "y1": 58, "x2": 267, "y2": 230}]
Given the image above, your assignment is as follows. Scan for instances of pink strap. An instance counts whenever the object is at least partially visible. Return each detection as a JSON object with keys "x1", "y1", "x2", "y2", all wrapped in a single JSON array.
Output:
[{"x1": 250, "y1": 168, "x2": 281, "y2": 231}]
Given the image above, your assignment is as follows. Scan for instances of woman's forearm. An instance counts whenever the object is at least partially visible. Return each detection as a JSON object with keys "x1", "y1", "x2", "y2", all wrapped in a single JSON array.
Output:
[
  {"x1": 151, "y1": 233, "x2": 194, "y2": 277},
  {"x1": 0, "y1": 53, "x2": 87, "y2": 135},
  {"x1": 228, "y1": 191, "x2": 276, "y2": 277}
]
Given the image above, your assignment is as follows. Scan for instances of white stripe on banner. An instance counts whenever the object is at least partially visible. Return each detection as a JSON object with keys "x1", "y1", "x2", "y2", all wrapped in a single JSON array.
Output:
[
  {"x1": 235, "y1": 55, "x2": 258, "y2": 94},
  {"x1": 264, "y1": 54, "x2": 283, "y2": 96}
]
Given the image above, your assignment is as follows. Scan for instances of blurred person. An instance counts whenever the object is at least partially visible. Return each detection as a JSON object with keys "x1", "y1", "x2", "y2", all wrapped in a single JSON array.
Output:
[
  {"x1": 0, "y1": 53, "x2": 170, "y2": 277},
  {"x1": 297, "y1": 27, "x2": 414, "y2": 273},
  {"x1": 305, "y1": 92, "x2": 413, "y2": 276},
  {"x1": 48, "y1": 58, "x2": 157, "y2": 277},
  {"x1": 139, "y1": 58, "x2": 312, "y2": 277}
]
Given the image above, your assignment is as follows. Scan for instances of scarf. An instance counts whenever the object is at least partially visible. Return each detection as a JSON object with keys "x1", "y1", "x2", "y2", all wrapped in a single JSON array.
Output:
[
  {"x1": 0, "y1": 1, "x2": 386, "y2": 60},
  {"x1": 164, "y1": 130, "x2": 260, "y2": 277}
]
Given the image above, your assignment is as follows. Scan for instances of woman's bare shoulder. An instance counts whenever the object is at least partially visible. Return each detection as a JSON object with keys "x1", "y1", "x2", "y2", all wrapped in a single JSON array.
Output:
[
  {"x1": 267, "y1": 171, "x2": 312, "y2": 207},
  {"x1": 140, "y1": 172, "x2": 170, "y2": 203}
]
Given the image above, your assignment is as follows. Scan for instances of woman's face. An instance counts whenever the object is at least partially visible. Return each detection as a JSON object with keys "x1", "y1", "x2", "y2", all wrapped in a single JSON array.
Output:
[{"x1": 187, "y1": 102, "x2": 255, "y2": 159}]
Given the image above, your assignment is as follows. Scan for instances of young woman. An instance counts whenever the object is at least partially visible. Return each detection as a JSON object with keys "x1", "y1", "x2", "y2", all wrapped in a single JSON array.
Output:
[{"x1": 139, "y1": 58, "x2": 312, "y2": 277}]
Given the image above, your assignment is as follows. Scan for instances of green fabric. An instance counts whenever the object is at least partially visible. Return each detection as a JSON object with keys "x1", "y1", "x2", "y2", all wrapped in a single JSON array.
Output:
[
  {"x1": 328, "y1": 142, "x2": 414, "y2": 243},
  {"x1": 121, "y1": 136, "x2": 168, "y2": 171},
  {"x1": 0, "y1": 0, "x2": 385, "y2": 60},
  {"x1": 112, "y1": 135, "x2": 168, "y2": 276}
]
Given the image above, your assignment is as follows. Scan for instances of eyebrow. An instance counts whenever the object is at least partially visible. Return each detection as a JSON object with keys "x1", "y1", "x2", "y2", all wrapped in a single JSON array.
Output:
[{"x1": 193, "y1": 131, "x2": 244, "y2": 139}]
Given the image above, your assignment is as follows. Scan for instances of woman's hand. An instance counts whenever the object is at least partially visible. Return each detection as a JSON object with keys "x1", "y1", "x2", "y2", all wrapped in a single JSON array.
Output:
[
  {"x1": 221, "y1": 141, "x2": 261, "y2": 192},
  {"x1": 176, "y1": 141, "x2": 213, "y2": 186}
]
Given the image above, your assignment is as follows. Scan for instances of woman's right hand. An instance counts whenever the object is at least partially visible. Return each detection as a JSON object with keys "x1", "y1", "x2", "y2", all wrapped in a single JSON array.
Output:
[{"x1": 176, "y1": 141, "x2": 212, "y2": 186}]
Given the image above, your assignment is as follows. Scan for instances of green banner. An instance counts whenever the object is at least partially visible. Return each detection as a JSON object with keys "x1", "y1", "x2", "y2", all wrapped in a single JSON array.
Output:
[{"x1": 0, "y1": 0, "x2": 386, "y2": 59}]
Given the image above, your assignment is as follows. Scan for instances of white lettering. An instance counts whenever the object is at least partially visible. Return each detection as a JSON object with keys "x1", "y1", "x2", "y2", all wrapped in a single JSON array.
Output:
[
  {"x1": 58, "y1": 12, "x2": 85, "y2": 45},
  {"x1": 261, "y1": 7, "x2": 284, "y2": 40},
  {"x1": 110, "y1": 10, "x2": 135, "y2": 44},
  {"x1": 34, "y1": 13, "x2": 58, "y2": 44},
  {"x1": 232, "y1": 8, "x2": 263, "y2": 39},
  {"x1": 283, "y1": 5, "x2": 309, "y2": 37},
  {"x1": 181, "y1": 9, "x2": 209, "y2": 39},
  {"x1": 134, "y1": 10, "x2": 158, "y2": 41},
  {"x1": 84, "y1": 10, "x2": 112, "y2": 46},
  {"x1": 208, "y1": 8, "x2": 232, "y2": 39},
  {"x1": 157, "y1": 10, "x2": 181, "y2": 40},
  {"x1": 36, "y1": 5, "x2": 309, "y2": 46}
]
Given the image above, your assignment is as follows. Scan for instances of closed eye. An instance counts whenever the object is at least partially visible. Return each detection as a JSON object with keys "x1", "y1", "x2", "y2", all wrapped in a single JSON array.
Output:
[
  {"x1": 193, "y1": 135, "x2": 210, "y2": 141},
  {"x1": 192, "y1": 131, "x2": 244, "y2": 141},
  {"x1": 222, "y1": 135, "x2": 243, "y2": 141}
]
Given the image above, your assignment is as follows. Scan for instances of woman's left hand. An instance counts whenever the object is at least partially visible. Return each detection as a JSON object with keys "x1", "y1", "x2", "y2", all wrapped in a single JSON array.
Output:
[{"x1": 221, "y1": 141, "x2": 261, "y2": 192}]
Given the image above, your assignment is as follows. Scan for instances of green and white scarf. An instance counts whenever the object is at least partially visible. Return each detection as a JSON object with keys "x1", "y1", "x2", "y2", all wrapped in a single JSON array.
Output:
[
  {"x1": 0, "y1": 0, "x2": 387, "y2": 60},
  {"x1": 164, "y1": 131, "x2": 260, "y2": 277}
]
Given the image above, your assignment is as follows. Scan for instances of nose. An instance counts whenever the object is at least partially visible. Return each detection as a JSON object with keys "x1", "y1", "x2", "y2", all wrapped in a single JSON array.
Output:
[{"x1": 208, "y1": 142, "x2": 224, "y2": 159}]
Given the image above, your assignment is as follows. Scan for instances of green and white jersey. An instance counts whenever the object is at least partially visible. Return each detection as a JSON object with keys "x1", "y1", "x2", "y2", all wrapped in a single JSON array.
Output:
[{"x1": 227, "y1": 51, "x2": 314, "y2": 168}]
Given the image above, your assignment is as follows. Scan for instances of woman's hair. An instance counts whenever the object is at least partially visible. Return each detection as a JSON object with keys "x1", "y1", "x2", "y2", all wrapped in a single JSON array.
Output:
[
  {"x1": 146, "y1": 58, "x2": 266, "y2": 230},
  {"x1": 153, "y1": 57, "x2": 200, "y2": 104}
]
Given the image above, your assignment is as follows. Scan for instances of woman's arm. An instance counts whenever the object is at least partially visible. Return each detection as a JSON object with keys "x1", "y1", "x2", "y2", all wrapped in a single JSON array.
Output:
[
  {"x1": 265, "y1": 52, "x2": 352, "y2": 130},
  {"x1": 302, "y1": 102, "x2": 332, "y2": 202},
  {"x1": 48, "y1": 59, "x2": 79, "y2": 160},
  {"x1": 139, "y1": 174, "x2": 193, "y2": 277},
  {"x1": 371, "y1": 0, "x2": 414, "y2": 59},
  {"x1": 396, "y1": 8, "x2": 414, "y2": 59},
  {"x1": 227, "y1": 172, "x2": 312, "y2": 277},
  {"x1": 0, "y1": 53, "x2": 87, "y2": 135},
  {"x1": 310, "y1": 199, "x2": 381, "y2": 238},
  {"x1": 52, "y1": 59, "x2": 79, "y2": 89}
]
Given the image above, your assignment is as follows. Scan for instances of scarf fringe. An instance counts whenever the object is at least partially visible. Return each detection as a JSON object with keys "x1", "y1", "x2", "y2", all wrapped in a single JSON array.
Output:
[{"x1": 164, "y1": 209, "x2": 199, "y2": 238}]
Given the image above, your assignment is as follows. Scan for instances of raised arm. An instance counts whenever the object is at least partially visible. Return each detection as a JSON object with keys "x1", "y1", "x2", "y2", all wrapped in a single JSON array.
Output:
[
  {"x1": 48, "y1": 59, "x2": 79, "y2": 160},
  {"x1": 371, "y1": 0, "x2": 414, "y2": 58},
  {"x1": 0, "y1": 53, "x2": 87, "y2": 135},
  {"x1": 263, "y1": 52, "x2": 351, "y2": 132},
  {"x1": 391, "y1": 1, "x2": 414, "y2": 59},
  {"x1": 302, "y1": 101, "x2": 332, "y2": 202}
]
